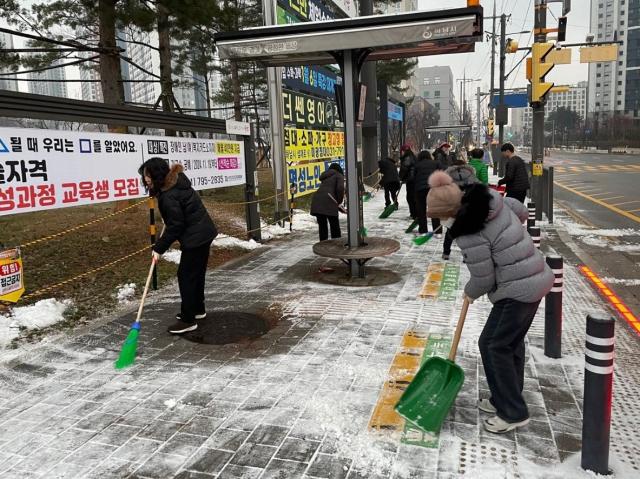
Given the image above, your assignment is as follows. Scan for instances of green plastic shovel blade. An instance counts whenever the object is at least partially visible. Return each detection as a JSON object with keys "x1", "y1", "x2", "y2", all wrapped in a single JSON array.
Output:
[
  {"x1": 395, "y1": 356, "x2": 465, "y2": 434},
  {"x1": 405, "y1": 219, "x2": 419, "y2": 233},
  {"x1": 379, "y1": 204, "x2": 396, "y2": 219},
  {"x1": 363, "y1": 193, "x2": 371, "y2": 202},
  {"x1": 412, "y1": 232, "x2": 433, "y2": 246},
  {"x1": 114, "y1": 327, "x2": 140, "y2": 370}
]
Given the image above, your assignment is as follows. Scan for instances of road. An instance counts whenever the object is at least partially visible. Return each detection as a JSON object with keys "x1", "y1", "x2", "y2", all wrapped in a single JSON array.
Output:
[{"x1": 523, "y1": 150, "x2": 640, "y2": 322}]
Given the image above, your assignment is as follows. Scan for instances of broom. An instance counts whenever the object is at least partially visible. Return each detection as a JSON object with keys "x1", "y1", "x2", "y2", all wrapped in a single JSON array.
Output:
[
  {"x1": 412, "y1": 225, "x2": 443, "y2": 246},
  {"x1": 115, "y1": 256, "x2": 157, "y2": 369}
]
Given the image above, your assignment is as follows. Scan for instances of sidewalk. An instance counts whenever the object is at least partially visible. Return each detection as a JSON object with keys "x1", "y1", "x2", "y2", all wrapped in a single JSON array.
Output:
[{"x1": 0, "y1": 190, "x2": 638, "y2": 478}]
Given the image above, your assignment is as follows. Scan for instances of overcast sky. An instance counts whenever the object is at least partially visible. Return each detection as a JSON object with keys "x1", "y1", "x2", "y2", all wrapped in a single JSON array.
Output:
[
  {"x1": 417, "y1": 0, "x2": 591, "y2": 105},
  {"x1": 7, "y1": 0, "x2": 591, "y2": 108}
]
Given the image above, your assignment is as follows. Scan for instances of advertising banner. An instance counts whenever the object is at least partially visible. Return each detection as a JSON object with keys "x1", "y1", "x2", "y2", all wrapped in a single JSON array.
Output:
[
  {"x1": 287, "y1": 158, "x2": 345, "y2": 198},
  {"x1": 284, "y1": 128, "x2": 344, "y2": 163},
  {"x1": 0, "y1": 127, "x2": 245, "y2": 216},
  {"x1": 283, "y1": 89, "x2": 338, "y2": 130}
]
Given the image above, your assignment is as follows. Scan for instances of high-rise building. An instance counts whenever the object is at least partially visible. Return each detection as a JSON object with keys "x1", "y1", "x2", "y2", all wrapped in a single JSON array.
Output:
[
  {"x1": 379, "y1": 0, "x2": 418, "y2": 15},
  {"x1": 0, "y1": 32, "x2": 19, "y2": 92},
  {"x1": 511, "y1": 82, "x2": 588, "y2": 141},
  {"x1": 28, "y1": 59, "x2": 68, "y2": 98},
  {"x1": 411, "y1": 66, "x2": 458, "y2": 126},
  {"x1": 588, "y1": 0, "x2": 638, "y2": 118}
]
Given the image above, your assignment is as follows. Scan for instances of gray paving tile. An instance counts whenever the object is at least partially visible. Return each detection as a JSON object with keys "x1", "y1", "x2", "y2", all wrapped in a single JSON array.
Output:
[
  {"x1": 262, "y1": 458, "x2": 308, "y2": 479},
  {"x1": 203, "y1": 428, "x2": 251, "y2": 452},
  {"x1": 275, "y1": 438, "x2": 320, "y2": 463},
  {"x1": 134, "y1": 452, "x2": 186, "y2": 478},
  {"x1": 184, "y1": 448, "x2": 233, "y2": 474},
  {"x1": 112, "y1": 437, "x2": 163, "y2": 463},
  {"x1": 230, "y1": 443, "x2": 277, "y2": 468},
  {"x1": 218, "y1": 464, "x2": 263, "y2": 478},
  {"x1": 247, "y1": 425, "x2": 289, "y2": 447},
  {"x1": 307, "y1": 453, "x2": 352, "y2": 479},
  {"x1": 159, "y1": 433, "x2": 208, "y2": 457},
  {"x1": 138, "y1": 420, "x2": 184, "y2": 442}
]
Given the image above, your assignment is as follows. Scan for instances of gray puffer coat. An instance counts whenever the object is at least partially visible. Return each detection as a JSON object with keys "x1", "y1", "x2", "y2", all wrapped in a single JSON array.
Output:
[
  {"x1": 310, "y1": 168, "x2": 345, "y2": 217},
  {"x1": 446, "y1": 164, "x2": 480, "y2": 190},
  {"x1": 449, "y1": 184, "x2": 554, "y2": 303}
]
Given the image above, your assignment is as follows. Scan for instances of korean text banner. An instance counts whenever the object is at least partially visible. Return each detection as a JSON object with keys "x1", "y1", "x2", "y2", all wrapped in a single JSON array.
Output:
[
  {"x1": 0, "y1": 247, "x2": 24, "y2": 303},
  {"x1": 284, "y1": 128, "x2": 344, "y2": 163},
  {"x1": 0, "y1": 127, "x2": 245, "y2": 216},
  {"x1": 288, "y1": 159, "x2": 345, "y2": 198}
]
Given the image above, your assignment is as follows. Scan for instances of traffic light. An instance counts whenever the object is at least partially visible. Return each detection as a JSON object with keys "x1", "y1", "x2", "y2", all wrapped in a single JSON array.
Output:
[
  {"x1": 558, "y1": 17, "x2": 567, "y2": 42},
  {"x1": 487, "y1": 119, "x2": 495, "y2": 137},
  {"x1": 506, "y1": 38, "x2": 519, "y2": 54},
  {"x1": 531, "y1": 42, "x2": 555, "y2": 103}
]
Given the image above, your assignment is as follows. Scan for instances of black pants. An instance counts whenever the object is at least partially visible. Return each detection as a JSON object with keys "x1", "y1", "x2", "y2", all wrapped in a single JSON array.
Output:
[
  {"x1": 178, "y1": 241, "x2": 212, "y2": 323},
  {"x1": 383, "y1": 181, "x2": 401, "y2": 207},
  {"x1": 506, "y1": 189, "x2": 527, "y2": 203},
  {"x1": 479, "y1": 298, "x2": 541, "y2": 422},
  {"x1": 443, "y1": 229, "x2": 454, "y2": 255},
  {"x1": 405, "y1": 181, "x2": 417, "y2": 218},
  {"x1": 315, "y1": 214, "x2": 341, "y2": 241},
  {"x1": 415, "y1": 188, "x2": 441, "y2": 235}
]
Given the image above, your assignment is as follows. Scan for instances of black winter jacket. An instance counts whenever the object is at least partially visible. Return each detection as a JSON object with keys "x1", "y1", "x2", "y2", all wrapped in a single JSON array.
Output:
[
  {"x1": 433, "y1": 148, "x2": 451, "y2": 168},
  {"x1": 378, "y1": 157, "x2": 400, "y2": 185},
  {"x1": 399, "y1": 151, "x2": 416, "y2": 183},
  {"x1": 153, "y1": 164, "x2": 218, "y2": 254},
  {"x1": 310, "y1": 168, "x2": 345, "y2": 217},
  {"x1": 415, "y1": 156, "x2": 445, "y2": 192},
  {"x1": 498, "y1": 155, "x2": 530, "y2": 192}
]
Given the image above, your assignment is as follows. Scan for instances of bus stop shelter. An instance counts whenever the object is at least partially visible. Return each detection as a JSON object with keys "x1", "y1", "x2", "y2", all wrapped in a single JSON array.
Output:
[{"x1": 215, "y1": 5, "x2": 484, "y2": 278}]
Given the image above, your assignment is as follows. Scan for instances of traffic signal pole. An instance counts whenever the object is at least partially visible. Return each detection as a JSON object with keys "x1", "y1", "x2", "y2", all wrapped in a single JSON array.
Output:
[
  {"x1": 490, "y1": 2, "x2": 498, "y2": 173},
  {"x1": 532, "y1": 0, "x2": 547, "y2": 221}
]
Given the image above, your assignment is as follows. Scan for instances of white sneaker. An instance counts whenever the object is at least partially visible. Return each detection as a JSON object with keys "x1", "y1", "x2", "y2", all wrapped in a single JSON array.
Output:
[
  {"x1": 483, "y1": 415, "x2": 529, "y2": 434},
  {"x1": 478, "y1": 398, "x2": 497, "y2": 414},
  {"x1": 434, "y1": 233, "x2": 443, "y2": 239}
]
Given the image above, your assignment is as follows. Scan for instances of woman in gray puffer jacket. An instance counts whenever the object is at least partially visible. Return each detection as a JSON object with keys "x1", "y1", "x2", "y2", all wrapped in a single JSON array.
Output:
[{"x1": 427, "y1": 171, "x2": 554, "y2": 434}]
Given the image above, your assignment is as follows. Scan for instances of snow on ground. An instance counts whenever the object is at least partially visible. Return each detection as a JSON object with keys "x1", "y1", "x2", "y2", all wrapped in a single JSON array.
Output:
[
  {"x1": 0, "y1": 298, "x2": 71, "y2": 348},
  {"x1": 261, "y1": 209, "x2": 318, "y2": 240},
  {"x1": 602, "y1": 277, "x2": 640, "y2": 286},
  {"x1": 555, "y1": 216, "x2": 639, "y2": 251},
  {"x1": 213, "y1": 235, "x2": 261, "y2": 251},
  {"x1": 115, "y1": 283, "x2": 136, "y2": 303},
  {"x1": 611, "y1": 243, "x2": 640, "y2": 253}
]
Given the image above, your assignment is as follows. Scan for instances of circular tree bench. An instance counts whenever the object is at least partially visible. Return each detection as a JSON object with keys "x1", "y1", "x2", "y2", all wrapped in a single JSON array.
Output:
[{"x1": 313, "y1": 237, "x2": 401, "y2": 279}]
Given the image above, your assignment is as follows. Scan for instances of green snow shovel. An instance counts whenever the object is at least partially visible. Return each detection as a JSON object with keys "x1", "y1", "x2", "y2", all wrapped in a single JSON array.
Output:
[
  {"x1": 394, "y1": 297, "x2": 470, "y2": 434},
  {"x1": 114, "y1": 256, "x2": 157, "y2": 369},
  {"x1": 412, "y1": 225, "x2": 442, "y2": 246},
  {"x1": 379, "y1": 203, "x2": 396, "y2": 219},
  {"x1": 405, "y1": 219, "x2": 419, "y2": 233}
]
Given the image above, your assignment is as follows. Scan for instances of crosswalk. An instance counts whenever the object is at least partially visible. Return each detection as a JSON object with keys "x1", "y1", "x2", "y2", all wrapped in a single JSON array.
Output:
[{"x1": 553, "y1": 164, "x2": 640, "y2": 173}]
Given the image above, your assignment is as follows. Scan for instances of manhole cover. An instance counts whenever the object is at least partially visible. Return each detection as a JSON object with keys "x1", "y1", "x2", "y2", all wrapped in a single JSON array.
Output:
[{"x1": 183, "y1": 312, "x2": 272, "y2": 345}]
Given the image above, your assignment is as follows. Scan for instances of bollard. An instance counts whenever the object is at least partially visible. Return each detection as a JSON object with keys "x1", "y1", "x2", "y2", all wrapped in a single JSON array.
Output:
[
  {"x1": 544, "y1": 256, "x2": 563, "y2": 358},
  {"x1": 528, "y1": 226, "x2": 541, "y2": 249},
  {"x1": 581, "y1": 313, "x2": 615, "y2": 476},
  {"x1": 527, "y1": 202, "x2": 536, "y2": 228}
]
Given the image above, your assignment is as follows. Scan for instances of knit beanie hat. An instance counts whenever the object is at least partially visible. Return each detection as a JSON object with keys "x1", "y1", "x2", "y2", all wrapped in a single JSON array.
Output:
[{"x1": 427, "y1": 171, "x2": 464, "y2": 218}]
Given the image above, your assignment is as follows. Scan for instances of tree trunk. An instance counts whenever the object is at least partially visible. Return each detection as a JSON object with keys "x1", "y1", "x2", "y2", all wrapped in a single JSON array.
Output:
[
  {"x1": 98, "y1": 0, "x2": 126, "y2": 132},
  {"x1": 157, "y1": 1, "x2": 176, "y2": 136},
  {"x1": 230, "y1": 61, "x2": 242, "y2": 121}
]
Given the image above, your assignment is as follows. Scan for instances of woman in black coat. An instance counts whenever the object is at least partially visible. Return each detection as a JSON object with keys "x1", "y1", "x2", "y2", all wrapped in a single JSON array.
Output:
[
  {"x1": 310, "y1": 163, "x2": 345, "y2": 241},
  {"x1": 414, "y1": 150, "x2": 445, "y2": 236},
  {"x1": 378, "y1": 157, "x2": 401, "y2": 208},
  {"x1": 140, "y1": 157, "x2": 218, "y2": 334}
]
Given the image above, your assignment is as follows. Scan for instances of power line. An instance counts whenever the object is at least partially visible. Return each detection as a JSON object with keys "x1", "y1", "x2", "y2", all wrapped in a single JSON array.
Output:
[{"x1": 0, "y1": 55, "x2": 99, "y2": 77}]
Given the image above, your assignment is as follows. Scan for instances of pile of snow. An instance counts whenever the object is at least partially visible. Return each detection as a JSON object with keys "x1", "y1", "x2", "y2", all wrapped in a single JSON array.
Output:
[
  {"x1": 261, "y1": 210, "x2": 318, "y2": 241},
  {"x1": 602, "y1": 277, "x2": 640, "y2": 286},
  {"x1": 213, "y1": 235, "x2": 261, "y2": 251},
  {"x1": 162, "y1": 249, "x2": 181, "y2": 264},
  {"x1": 611, "y1": 243, "x2": 640, "y2": 253},
  {"x1": 556, "y1": 217, "x2": 639, "y2": 251},
  {"x1": 116, "y1": 283, "x2": 136, "y2": 303},
  {"x1": 1, "y1": 298, "x2": 72, "y2": 348}
]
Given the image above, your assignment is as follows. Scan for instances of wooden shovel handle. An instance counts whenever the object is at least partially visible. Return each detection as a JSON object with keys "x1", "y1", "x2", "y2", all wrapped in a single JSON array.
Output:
[
  {"x1": 135, "y1": 256, "x2": 157, "y2": 323},
  {"x1": 448, "y1": 297, "x2": 470, "y2": 361}
]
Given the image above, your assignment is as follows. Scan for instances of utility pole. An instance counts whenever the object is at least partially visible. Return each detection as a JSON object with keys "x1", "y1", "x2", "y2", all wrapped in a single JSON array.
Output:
[
  {"x1": 360, "y1": 0, "x2": 378, "y2": 177},
  {"x1": 489, "y1": 1, "x2": 498, "y2": 171},
  {"x1": 498, "y1": 13, "x2": 507, "y2": 148},
  {"x1": 532, "y1": 0, "x2": 548, "y2": 220},
  {"x1": 477, "y1": 86, "x2": 482, "y2": 145}
]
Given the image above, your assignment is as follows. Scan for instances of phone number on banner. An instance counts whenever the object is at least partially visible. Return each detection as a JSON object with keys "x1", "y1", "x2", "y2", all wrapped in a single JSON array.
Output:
[{"x1": 284, "y1": 128, "x2": 344, "y2": 163}]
